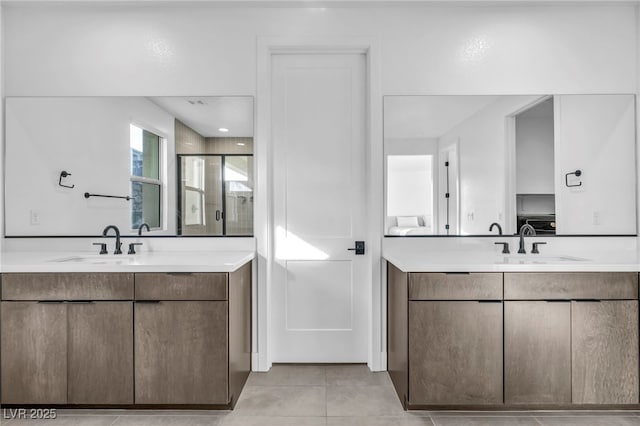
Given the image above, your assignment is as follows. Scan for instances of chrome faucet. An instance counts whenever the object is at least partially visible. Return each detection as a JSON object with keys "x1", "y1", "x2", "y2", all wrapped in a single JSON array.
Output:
[
  {"x1": 518, "y1": 224, "x2": 536, "y2": 254},
  {"x1": 489, "y1": 222, "x2": 503, "y2": 235},
  {"x1": 138, "y1": 223, "x2": 151, "y2": 236},
  {"x1": 102, "y1": 225, "x2": 122, "y2": 255}
]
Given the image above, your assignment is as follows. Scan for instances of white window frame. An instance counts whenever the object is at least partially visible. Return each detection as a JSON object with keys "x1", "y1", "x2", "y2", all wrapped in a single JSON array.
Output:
[{"x1": 129, "y1": 123, "x2": 166, "y2": 232}]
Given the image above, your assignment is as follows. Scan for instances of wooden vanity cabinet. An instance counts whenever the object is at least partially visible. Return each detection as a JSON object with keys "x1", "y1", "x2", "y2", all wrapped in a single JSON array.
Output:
[
  {"x1": 0, "y1": 273, "x2": 134, "y2": 405},
  {"x1": 390, "y1": 264, "x2": 640, "y2": 410},
  {"x1": 0, "y1": 265, "x2": 252, "y2": 408},
  {"x1": 406, "y1": 272, "x2": 503, "y2": 406},
  {"x1": 504, "y1": 272, "x2": 639, "y2": 405}
]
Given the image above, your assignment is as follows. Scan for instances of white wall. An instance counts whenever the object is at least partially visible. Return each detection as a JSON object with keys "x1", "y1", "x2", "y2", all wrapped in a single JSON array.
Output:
[
  {"x1": 516, "y1": 116, "x2": 555, "y2": 194},
  {"x1": 387, "y1": 156, "x2": 433, "y2": 218},
  {"x1": 3, "y1": 4, "x2": 637, "y2": 96},
  {"x1": 554, "y1": 94, "x2": 637, "y2": 235},
  {"x1": 5, "y1": 97, "x2": 176, "y2": 235},
  {"x1": 438, "y1": 95, "x2": 542, "y2": 235}
]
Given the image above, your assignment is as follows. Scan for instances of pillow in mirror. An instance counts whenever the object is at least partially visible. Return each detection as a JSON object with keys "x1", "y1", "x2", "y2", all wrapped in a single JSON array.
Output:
[{"x1": 397, "y1": 216, "x2": 419, "y2": 227}]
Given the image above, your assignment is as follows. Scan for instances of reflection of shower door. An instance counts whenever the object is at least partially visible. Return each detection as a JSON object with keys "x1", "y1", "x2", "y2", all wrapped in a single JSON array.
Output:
[
  {"x1": 179, "y1": 155, "x2": 254, "y2": 236},
  {"x1": 179, "y1": 155, "x2": 223, "y2": 236},
  {"x1": 224, "y1": 155, "x2": 254, "y2": 236}
]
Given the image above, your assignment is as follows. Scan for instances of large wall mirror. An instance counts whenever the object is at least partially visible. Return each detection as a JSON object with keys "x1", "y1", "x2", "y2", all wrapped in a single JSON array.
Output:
[
  {"x1": 384, "y1": 95, "x2": 637, "y2": 236},
  {"x1": 5, "y1": 96, "x2": 254, "y2": 236}
]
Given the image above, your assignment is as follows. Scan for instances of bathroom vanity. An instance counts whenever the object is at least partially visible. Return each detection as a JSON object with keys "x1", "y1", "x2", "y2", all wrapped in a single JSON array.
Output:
[
  {"x1": 387, "y1": 256, "x2": 640, "y2": 410},
  {"x1": 0, "y1": 251, "x2": 253, "y2": 409}
]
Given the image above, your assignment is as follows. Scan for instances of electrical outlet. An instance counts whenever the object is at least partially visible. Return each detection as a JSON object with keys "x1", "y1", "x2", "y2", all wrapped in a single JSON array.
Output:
[
  {"x1": 30, "y1": 210, "x2": 40, "y2": 225},
  {"x1": 593, "y1": 211, "x2": 601, "y2": 226}
]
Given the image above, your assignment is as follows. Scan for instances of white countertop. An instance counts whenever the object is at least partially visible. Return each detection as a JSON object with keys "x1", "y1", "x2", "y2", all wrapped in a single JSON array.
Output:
[
  {"x1": 0, "y1": 250, "x2": 255, "y2": 273},
  {"x1": 383, "y1": 237, "x2": 640, "y2": 272}
]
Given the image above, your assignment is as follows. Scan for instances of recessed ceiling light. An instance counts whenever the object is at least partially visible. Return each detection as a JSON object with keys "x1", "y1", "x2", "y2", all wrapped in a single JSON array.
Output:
[
  {"x1": 237, "y1": 142, "x2": 246, "y2": 146},
  {"x1": 218, "y1": 128, "x2": 229, "y2": 132}
]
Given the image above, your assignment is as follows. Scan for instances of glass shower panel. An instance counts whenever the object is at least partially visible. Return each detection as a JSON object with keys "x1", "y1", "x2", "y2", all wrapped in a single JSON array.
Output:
[
  {"x1": 224, "y1": 156, "x2": 254, "y2": 236},
  {"x1": 179, "y1": 155, "x2": 223, "y2": 235}
]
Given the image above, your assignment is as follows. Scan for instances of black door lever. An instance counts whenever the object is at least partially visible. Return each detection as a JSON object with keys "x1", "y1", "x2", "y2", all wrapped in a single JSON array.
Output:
[{"x1": 348, "y1": 241, "x2": 365, "y2": 255}]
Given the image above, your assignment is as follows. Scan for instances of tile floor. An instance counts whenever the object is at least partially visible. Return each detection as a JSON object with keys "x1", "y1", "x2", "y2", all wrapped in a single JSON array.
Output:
[{"x1": 2, "y1": 365, "x2": 640, "y2": 425}]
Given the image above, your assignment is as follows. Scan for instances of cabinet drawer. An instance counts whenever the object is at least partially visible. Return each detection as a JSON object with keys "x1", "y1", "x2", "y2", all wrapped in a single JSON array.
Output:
[
  {"x1": 409, "y1": 273, "x2": 502, "y2": 300},
  {"x1": 1, "y1": 273, "x2": 134, "y2": 301},
  {"x1": 504, "y1": 273, "x2": 638, "y2": 300},
  {"x1": 135, "y1": 273, "x2": 227, "y2": 301}
]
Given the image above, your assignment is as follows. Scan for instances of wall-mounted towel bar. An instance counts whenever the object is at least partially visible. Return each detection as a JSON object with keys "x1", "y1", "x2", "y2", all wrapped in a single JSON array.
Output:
[{"x1": 84, "y1": 192, "x2": 132, "y2": 201}]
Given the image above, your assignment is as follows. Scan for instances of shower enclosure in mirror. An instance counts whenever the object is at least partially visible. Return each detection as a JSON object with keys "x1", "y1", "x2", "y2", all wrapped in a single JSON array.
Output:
[
  {"x1": 4, "y1": 96, "x2": 254, "y2": 236},
  {"x1": 384, "y1": 95, "x2": 637, "y2": 236}
]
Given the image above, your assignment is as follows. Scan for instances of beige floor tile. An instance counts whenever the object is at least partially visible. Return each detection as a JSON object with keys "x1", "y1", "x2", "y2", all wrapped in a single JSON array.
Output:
[
  {"x1": 327, "y1": 416, "x2": 434, "y2": 425},
  {"x1": 325, "y1": 365, "x2": 391, "y2": 387},
  {"x1": 534, "y1": 417, "x2": 640, "y2": 426},
  {"x1": 220, "y1": 415, "x2": 326, "y2": 425},
  {"x1": 233, "y1": 386, "x2": 326, "y2": 417},
  {"x1": 533, "y1": 411, "x2": 640, "y2": 417},
  {"x1": 56, "y1": 410, "x2": 224, "y2": 416},
  {"x1": 112, "y1": 415, "x2": 223, "y2": 425},
  {"x1": 246, "y1": 365, "x2": 326, "y2": 386},
  {"x1": 428, "y1": 411, "x2": 565, "y2": 417},
  {"x1": 431, "y1": 417, "x2": 540, "y2": 426},
  {"x1": 5, "y1": 416, "x2": 119, "y2": 426},
  {"x1": 326, "y1": 385, "x2": 405, "y2": 417}
]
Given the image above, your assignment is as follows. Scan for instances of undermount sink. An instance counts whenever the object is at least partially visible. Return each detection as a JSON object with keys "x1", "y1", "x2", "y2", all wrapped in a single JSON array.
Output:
[
  {"x1": 497, "y1": 255, "x2": 589, "y2": 265},
  {"x1": 51, "y1": 255, "x2": 138, "y2": 265}
]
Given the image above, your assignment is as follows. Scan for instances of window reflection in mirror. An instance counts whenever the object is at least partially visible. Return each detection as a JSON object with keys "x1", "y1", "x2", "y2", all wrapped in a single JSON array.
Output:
[{"x1": 130, "y1": 124, "x2": 163, "y2": 230}]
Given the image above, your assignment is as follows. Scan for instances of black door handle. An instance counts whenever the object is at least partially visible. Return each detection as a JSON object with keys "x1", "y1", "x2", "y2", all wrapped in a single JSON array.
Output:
[
  {"x1": 216, "y1": 210, "x2": 221, "y2": 221},
  {"x1": 347, "y1": 241, "x2": 365, "y2": 255}
]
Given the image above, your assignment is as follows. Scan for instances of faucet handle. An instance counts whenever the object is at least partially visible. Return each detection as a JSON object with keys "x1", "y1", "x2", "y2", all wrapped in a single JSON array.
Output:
[
  {"x1": 128, "y1": 242, "x2": 143, "y2": 255},
  {"x1": 92, "y1": 243, "x2": 108, "y2": 255},
  {"x1": 531, "y1": 242, "x2": 547, "y2": 254},
  {"x1": 494, "y1": 242, "x2": 510, "y2": 254}
]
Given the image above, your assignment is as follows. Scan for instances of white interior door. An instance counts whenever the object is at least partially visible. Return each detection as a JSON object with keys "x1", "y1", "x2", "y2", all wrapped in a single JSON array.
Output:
[
  {"x1": 271, "y1": 53, "x2": 368, "y2": 363},
  {"x1": 438, "y1": 140, "x2": 460, "y2": 235}
]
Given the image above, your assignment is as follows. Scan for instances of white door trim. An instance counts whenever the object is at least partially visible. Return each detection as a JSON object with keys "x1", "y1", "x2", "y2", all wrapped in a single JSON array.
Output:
[{"x1": 255, "y1": 36, "x2": 383, "y2": 372}]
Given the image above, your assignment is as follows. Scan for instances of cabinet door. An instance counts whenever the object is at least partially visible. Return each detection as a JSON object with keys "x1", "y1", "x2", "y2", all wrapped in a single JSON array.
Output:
[
  {"x1": 135, "y1": 301, "x2": 229, "y2": 404},
  {"x1": 572, "y1": 300, "x2": 639, "y2": 404},
  {"x1": 505, "y1": 301, "x2": 571, "y2": 404},
  {"x1": 409, "y1": 301, "x2": 502, "y2": 405},
  {"x1": 0, "y1": 302, "x2": 67, "y2": 404},
  {"x1": 68, "y1": 302, "x2": 134, "y2": 404}
]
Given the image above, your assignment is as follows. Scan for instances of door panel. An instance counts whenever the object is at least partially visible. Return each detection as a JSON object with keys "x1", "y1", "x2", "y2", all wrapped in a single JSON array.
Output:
[
  {"x1": 68, "y1": 302, "x2": 133, "y2": 404},
  {"x1": 572, "y1": 300, "x2": 639, "y2": 404},
  {"x1": 134, "y1": 301, "x2": 228, "y2": 404},
  {"x1": 409, "y1": 301, "x2": 503, "y2": 405},
  {"x1": 0, "y1": 302, "x2": 67, "y2": 404},
  {"x1": 271, "y1": 53, "x2": 367, "y2": 362},
  {"x1": 504, "y1": 301, "x2": 571, "y2": 404}
]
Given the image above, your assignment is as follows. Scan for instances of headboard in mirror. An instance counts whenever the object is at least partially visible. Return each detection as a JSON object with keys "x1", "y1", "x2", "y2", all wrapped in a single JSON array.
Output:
[
  {"x1": 5, "y1": 96, "x2": 254, "y2": 237},
  {"x1": 384, "y1": 95, "x2": 637, "y2": 236}
]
